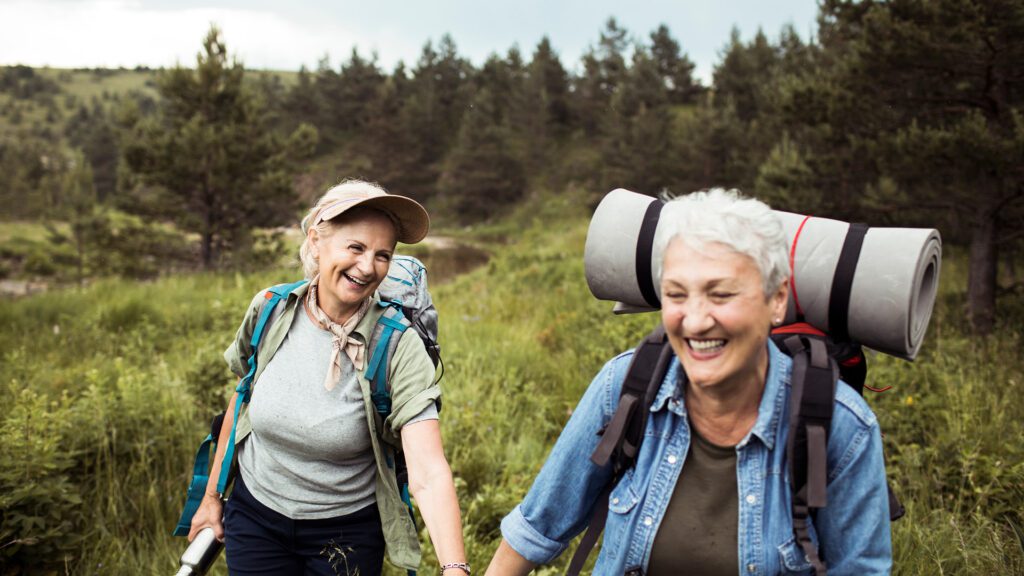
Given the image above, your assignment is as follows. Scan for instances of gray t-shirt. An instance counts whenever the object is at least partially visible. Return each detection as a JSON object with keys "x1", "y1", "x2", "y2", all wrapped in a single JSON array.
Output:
[{"x1": 238, "y1": 308, "x2": 437, "y2": 519}]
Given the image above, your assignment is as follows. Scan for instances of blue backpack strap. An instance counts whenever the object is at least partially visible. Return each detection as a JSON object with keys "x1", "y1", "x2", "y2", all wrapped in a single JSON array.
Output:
[
  {"x1": 366, "y1": 301, "x2": 410, "y2": 416},
  {"x1": 366, "y1": 300, "x2": 417, "y2": 573},
  {"x1": 172, "y1": 434, "x2": 215, "y2": 536},
  {"x1": 216, "y1": 280, "x2": 307, "y2": 496},
  {"x1": 174, "y1": 278, "x2": 309, "y2": 536}
]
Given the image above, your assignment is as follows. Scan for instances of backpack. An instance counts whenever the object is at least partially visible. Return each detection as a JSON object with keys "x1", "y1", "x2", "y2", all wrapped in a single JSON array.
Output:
[
  {"x1": 173, "y1": 255, "x2": 441, "y2": 543},
  {"x1": 567, "y1": 326, "x2": 904, "y2": 576}
]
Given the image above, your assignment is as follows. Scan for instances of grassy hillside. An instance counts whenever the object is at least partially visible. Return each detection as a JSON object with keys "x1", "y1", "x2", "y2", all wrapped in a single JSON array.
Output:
[
  {"x1": 1, "y1": 189, "x2": 1022, "y2": 574},
  {"x1": 0, "y1": 65, "x2": 297, "y2": 139}
]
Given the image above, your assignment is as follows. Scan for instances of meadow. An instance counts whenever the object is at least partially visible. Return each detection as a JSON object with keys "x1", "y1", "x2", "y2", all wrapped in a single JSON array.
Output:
[{"x1": 1, "y1": 189, "x2": 1023, "y2": 575}]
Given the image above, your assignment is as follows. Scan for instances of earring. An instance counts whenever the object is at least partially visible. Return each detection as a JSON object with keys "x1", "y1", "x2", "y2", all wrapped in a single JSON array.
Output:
[{"x1": 772, "y1": 317, "x2": 782, "y2": 326}]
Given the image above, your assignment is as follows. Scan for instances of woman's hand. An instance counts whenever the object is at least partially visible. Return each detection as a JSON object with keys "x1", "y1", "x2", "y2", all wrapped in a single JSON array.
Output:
[{"x1": 188, "y1": 493, "x2": 225, "y2": 542}]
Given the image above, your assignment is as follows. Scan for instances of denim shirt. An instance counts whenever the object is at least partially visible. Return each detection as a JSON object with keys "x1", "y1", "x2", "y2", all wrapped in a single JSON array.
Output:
[{"x1": 500, "y1": 341, "x2": 892, "y2": 575}]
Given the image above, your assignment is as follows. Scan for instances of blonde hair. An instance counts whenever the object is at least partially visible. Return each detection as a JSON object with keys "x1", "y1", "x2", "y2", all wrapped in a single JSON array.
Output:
[{"x1": 298, "y1": 179, "x2": 395, "y2": 279}]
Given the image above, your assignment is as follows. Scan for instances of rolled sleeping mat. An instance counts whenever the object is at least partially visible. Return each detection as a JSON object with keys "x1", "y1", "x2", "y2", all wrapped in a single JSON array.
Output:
[{"x1": 584, "y1": 189, "x2": 942, "y2": 360}]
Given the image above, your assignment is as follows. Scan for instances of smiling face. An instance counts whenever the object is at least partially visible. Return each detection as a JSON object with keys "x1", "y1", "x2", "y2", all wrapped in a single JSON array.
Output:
[
  {"x1": 310, "y1": 208, "x2": 397, "y2": 322},
  {"x1": 660, "y1": 237, "x2": 788, "y2": 394}
]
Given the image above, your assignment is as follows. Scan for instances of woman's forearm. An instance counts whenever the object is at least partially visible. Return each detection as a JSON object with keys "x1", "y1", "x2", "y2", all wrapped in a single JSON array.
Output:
[
  {"x1": 402, "y1": 419, "x2": 467, "y2": 571},
  {"x1": 204, "y1": 391, "x2": 239, "y2": 497},
  {"x1": 484, "y1": 539, "x2": 536, "y2": 576},
  {"x1": 408, "y1": 457, "x2": 467, "y2": 569}
]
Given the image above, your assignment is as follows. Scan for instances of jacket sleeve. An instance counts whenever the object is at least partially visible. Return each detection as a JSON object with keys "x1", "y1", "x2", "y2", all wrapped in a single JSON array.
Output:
[
  {"x1": 816, "y1": 386, "x2": 894, "y2": 574},
  {"x1": 222, "y1": 290, "x2": 266, "y2": 380},
  {"x1": 499, "y1": 354, "x2": 627, "y2": 565}
]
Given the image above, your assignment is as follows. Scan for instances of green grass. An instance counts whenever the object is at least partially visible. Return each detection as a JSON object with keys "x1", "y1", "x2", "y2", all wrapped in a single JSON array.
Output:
[
  {"x1": 0, "y1": 65, "x2": 298, "y2": 141},
  {"x1": 1, "y1": 189, "x2": 1022, "y2": 574},
  {"x1": 0, "y1": 221, "x2": 63, "y2": 244}
]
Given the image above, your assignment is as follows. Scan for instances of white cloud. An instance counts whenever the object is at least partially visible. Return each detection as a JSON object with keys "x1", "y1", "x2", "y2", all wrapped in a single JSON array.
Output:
[{"x1": 0, "y1": 0, "x2": 414, "y2": 70}]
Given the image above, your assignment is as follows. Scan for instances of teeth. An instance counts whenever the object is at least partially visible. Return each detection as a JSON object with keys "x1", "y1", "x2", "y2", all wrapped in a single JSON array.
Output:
[
  {"x1": 688, "y1": 339, "x2": 725, "y2": 352},
  {"x1": 344, "y1": 273, "x2": 368, "y2": 286}
]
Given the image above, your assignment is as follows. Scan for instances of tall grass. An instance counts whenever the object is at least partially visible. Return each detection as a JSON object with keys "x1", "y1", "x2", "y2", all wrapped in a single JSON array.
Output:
[{"x1": 2, "y1": 190, "x2": 1022, "y2": 574}]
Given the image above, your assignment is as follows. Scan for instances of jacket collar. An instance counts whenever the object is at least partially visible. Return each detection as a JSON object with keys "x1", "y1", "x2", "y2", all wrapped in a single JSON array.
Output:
[{"x1": 649, "y1": 339, "x2": 791, "y2": 450}]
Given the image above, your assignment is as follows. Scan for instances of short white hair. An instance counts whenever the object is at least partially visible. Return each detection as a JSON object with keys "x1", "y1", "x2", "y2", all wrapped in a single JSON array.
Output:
[{"x1": 653, "y1": 188, "x2": 789, "y2": 297}]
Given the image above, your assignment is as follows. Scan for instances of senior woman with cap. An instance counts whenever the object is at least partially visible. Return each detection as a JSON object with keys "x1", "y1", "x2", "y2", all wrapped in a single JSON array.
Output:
[
  {"x1": 485, "y1": 189, "x2": 891, "y2": 575},
  {"x1": 188, "y1": 180, "x2": 469, "y2": 576}
]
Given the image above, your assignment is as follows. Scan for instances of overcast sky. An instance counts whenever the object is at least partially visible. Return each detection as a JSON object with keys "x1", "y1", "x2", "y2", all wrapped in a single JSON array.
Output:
[{"x1": 0, "y1": 0, "x2": 820, "y2": 84}]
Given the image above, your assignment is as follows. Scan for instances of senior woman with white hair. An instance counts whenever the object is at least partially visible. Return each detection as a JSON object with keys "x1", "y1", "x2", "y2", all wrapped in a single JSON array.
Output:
[
  {"x1": 188, "y1": 180, "x2": 469, "y2": 576},
  {"x1": 486, "y1": 189, "x2": 892, "y2": 575}
]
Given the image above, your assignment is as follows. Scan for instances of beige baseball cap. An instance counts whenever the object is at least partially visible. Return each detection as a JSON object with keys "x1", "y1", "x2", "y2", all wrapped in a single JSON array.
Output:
[{"x1": 306, "y1": 187, "x2": 430, "y2": 244}]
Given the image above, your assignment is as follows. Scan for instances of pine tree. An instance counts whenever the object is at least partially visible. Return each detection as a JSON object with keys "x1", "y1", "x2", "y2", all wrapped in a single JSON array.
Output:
[
  {"x1": 401, "y1": 35, "x2": 473, "y2": 200},
  {"x1": 439, "y1": 87, "x2": 526, "y2": 221},
  {"x1": 600, "y1": 46, "x2": 677, "y2": 195},
  {"x1": 121, "y1": 26, "x2": 316, "y2": 268},
  {"x1": 784, "y1": 0, "x2": 1024, "y2": 334},
  {"x1": 575, "y1": 18, "x2": 631, "y2": 137},
  {"x1": 649, "y1": 24, "x2": 702, "y2": 105}
]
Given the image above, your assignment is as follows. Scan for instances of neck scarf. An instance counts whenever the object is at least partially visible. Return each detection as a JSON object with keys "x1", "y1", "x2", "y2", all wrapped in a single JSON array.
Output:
[{"x1": 306, "y1": 276, "x2": 370, "y2": 391}]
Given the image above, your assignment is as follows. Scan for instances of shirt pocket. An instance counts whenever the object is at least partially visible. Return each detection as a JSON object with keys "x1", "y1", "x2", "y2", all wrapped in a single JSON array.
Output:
[
  {"x1": 608, "y1": 469, "x2": 641, "y2": 515},
  {"x1": 776, "y1": 537, "x2": 814, "y2": 574},
  {"x1": 602, "y1": 469, "x2": 642, "y2": 561}
]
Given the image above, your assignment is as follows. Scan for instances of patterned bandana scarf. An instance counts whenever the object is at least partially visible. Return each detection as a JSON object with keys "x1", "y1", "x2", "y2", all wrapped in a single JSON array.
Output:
[{"x1": 305, "y1": 276, "x2": 370, "y2": 391}]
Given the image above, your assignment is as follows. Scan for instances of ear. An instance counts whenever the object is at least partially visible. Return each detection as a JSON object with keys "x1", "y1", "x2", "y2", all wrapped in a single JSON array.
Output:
[
  {"x1": 770, "y1": 278, "x2": 789, "y2": 321},
  {"x1": 307, "y1": 227, "x2": 320, "y2": 258}
]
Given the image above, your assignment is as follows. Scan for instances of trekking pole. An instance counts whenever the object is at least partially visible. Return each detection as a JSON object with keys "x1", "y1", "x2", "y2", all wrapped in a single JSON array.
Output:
[{"x1": 174, "y1": 527, "x2": 223, "y2": 576}]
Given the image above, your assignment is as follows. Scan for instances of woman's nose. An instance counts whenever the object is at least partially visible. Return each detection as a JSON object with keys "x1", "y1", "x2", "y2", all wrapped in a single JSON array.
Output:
[
  {"x1": 354, "y1": 253, "x2": 376, "y2": 275},
  {"x1": 681, "y1": 299, "x2": 715, "y2": 333}
]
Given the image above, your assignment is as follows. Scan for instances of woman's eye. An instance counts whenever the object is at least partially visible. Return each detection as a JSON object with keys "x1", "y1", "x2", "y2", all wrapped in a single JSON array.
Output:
[
  {"x1": 377, "y1": 253, "x2": 392, "y2": 263},
  {"x1": 348, "y1": 244, "x2": 364, "y2": 253},
  {"x1": 711, "y1": 292, "x2": 734, "y2": 300}
]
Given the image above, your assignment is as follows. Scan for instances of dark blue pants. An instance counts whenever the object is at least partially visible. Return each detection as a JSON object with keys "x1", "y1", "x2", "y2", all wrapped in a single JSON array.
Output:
[{"x1": 224, "y1": 475, "x2": 385, "y2": 576}]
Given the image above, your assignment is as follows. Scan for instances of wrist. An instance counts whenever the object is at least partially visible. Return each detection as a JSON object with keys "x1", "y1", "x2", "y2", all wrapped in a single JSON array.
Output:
[{"x1": 440, "y1": 562, "x2": 471, "y2": 575}]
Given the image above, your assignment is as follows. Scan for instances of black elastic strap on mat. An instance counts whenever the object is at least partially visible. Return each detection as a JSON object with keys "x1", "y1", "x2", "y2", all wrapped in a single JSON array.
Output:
[
  {"x1": 828, "y1": 223, "x2": 868, "y2": 342},
  {"x1": 635, "y1": 199, "x2": 665, "y2": 309},
  {"x1": 569, "y1": 327, "x2": 672, "y2": 576}
]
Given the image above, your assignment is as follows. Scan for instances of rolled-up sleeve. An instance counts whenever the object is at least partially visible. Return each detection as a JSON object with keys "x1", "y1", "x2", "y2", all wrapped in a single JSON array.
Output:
[
  {"x1": 382, "y1": 328, "x2": 442, "y2": 445},
  {"x1": 222, "y1": 290, "x2": 265, "y2": 379},
  {"x1": 499, "y1": 355, "x2": 626, "y2": 564}
]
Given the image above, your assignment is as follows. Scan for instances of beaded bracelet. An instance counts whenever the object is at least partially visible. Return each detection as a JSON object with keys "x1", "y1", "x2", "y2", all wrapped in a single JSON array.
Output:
[{"x1": 440, "y1": 562, "x2": 472, "y2": 575}]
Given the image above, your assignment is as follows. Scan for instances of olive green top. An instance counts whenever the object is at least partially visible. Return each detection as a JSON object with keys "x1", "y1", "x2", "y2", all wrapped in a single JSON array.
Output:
[
  {"x1": 224, "y1": 281, "x2": 440, "y2": 571},
  {"x1": 647, "y1": 424, "x2": 739, "y2": 576}
]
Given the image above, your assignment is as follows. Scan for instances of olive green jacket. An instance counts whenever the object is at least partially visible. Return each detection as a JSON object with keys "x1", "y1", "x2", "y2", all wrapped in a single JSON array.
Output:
[{"x1": 223, "y1": 281, "x2": 440, "y2": 570}]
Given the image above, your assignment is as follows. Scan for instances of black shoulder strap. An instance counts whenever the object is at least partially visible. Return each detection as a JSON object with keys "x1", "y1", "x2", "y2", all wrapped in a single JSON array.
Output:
[
  {"x1": 784, "y1": 334, "x2": 837, "y2": 576},
  {"x1": 567, "y1": 326, "x2": 673, "y2": 576}
]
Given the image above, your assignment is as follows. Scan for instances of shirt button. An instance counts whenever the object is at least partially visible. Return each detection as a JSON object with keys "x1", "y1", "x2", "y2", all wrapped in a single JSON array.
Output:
[
  {"x1": 611, "y1": 497, "x2": 620, "y2": 505},
  {"x1": 747, "y1": 563, "x2": 757, "y2": 573},
  {"x1": 643, "y1": 516, "x2": 653, "y2": 526},
  {"x1": 746, "y1": 494, "x2": 757, "y2": 505},
  {"x1": 667, "y1": 454, "x2": 678, "y2": 464}
]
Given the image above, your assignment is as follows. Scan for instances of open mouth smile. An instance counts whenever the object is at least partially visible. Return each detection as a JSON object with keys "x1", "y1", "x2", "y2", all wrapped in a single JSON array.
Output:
[
  {"x1": 343, "y1": 272, "x2": 370, "y2": 286},
  {"x1": 687, "y1": 338, "x2": 726, "y2": 353}
]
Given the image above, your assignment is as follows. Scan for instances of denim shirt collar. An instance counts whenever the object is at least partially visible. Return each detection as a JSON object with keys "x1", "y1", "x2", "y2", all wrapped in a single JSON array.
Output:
[{"x1": 648, "y1": 339, "x2": 792, "y2": 450}]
